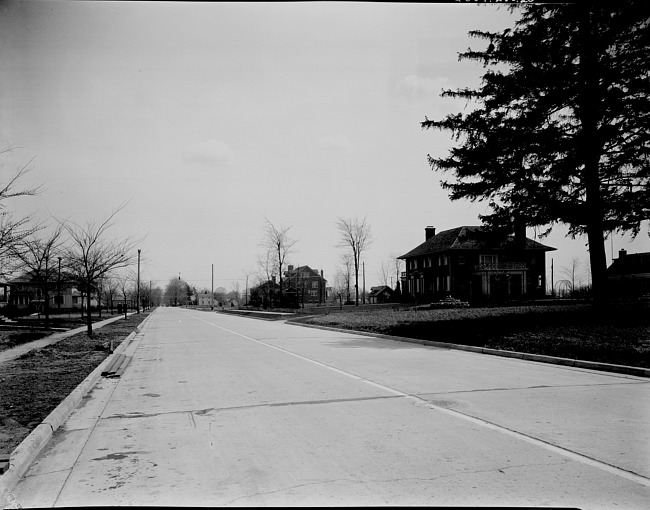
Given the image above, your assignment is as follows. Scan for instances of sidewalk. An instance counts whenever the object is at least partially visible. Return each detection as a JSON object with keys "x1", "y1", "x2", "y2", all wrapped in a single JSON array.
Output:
[{"x1": 0, "y1": 313, "x2": 136, "y2": 366}]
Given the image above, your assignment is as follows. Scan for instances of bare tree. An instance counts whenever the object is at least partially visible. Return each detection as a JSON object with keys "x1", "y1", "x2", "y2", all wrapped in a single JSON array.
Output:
[
  {"x1": 9, "y1": 225, "x2": 64, "y2": 329},
  {"x1": 115, "y1": 269, "x2": 136, "y2": 319},
  {"x1": 262, "y1": 218, "x2": 297, "y2": 307},
  {"x1": 0, "y1": 147, "x2": 43, "y2": 277},
  {"x1": 390, "y1": 252, "x2": 404, "y2": 299},
  {"x1": 60, "y1": 205, "x2": 138, "y2": 335},
  {"x1": 336, "y1": 216, "x2": 372, "y2": 306},
  {"x1": 561, "y1": 257, "x2": 584, "y2": 295},
  {"x1": 378, "y1": 260, "x2": 390, "y2": 287},
  {"x1": 241, "y1": 266, "x2": 255, "y2": 307},
  {"x1": 102, "y1": 276, "x2": 119, "y2": 314},
  {"x1": 256, "y1": 249, "x2": 276, "y2": 308},
  {"x1": 163, "y1": 275, "x2": 189, "y2": 307},
  {"x1": 338, "y1": 253, "x2": 354, "y2": 304},
  {"x1": 230, "y1": 281, "x2": 241, "y2": 304}
]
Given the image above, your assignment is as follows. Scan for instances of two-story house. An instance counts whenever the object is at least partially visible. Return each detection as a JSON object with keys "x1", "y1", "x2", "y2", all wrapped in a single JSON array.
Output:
[
  {"x1": 283, "y1": 265, "x2": 327, "y2": 306},
  {"x1": 399, "y1": 225, "x2": 555, "y2": 304},
  {"x1": 6, "y1": 273, "x2": 97, "y2": 312}
]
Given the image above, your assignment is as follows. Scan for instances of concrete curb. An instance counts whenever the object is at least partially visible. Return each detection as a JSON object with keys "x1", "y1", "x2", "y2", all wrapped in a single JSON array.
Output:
[
  {"x1": 217, "y1": 309, "x2": 294, "y2": 321},
  {"x1": 0, "y1": 315, "x2": 153, "y2": 502},
  {"x1": 288, "y1": 320, "x2": 650, "y2": 379}
]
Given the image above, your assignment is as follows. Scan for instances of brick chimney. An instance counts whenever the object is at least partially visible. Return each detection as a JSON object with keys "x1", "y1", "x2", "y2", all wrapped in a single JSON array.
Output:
[
  {"x1": 425, "y1": 226, "x2": 436, "y2": 240},
  {"x1": 514, "y1": 217, "x2": 526, "y2": 250}
]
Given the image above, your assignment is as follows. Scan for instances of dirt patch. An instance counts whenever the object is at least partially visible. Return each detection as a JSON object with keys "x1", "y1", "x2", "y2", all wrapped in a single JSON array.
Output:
[{"x1": 0, "y1": 311, "x2": 151, "y2": 455}]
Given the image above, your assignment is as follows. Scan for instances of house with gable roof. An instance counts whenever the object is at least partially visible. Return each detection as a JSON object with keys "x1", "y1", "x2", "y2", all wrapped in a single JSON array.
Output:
[
  {"x1": 368, "y1": 285, "x2": 395, "y2": 304},
  {"x1": 398, "y1": 225, "x2": 555, "y2": 304},
  {"x1": 607, "y1": 249, "x2": 650, "y2": 298}
]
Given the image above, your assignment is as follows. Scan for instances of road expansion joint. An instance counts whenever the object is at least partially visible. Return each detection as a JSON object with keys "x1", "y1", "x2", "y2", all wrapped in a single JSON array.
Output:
[
  {"x1": 104, "y1": 394, "x2": 405, "y2": 421},
  {"x1": 418, "y1": 380, "x2": 648, "y2": 398}
]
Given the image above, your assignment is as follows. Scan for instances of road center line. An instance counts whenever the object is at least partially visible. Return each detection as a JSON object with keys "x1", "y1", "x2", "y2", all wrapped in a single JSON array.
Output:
[{"x1": 188, "y1": 311, "x2": 650, "y2": 488}]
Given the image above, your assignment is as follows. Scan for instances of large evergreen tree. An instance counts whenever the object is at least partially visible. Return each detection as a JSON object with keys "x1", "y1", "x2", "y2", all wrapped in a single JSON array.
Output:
[{"x1": 423, "y1": 3, "x2": 649, "y2": 304}]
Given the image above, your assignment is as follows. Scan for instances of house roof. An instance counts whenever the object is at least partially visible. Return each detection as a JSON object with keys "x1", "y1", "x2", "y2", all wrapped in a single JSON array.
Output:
[
  {"x1": 369, "y1": 285, "x2": 393, "y2": 296},
  {"x1": 285, "y1": 265, "x2": 325, "y2": 280},
  {"x1": 398, "y1": 226, "x2": 555, "y2": 259},
  {"x1": 607, "y1": 252, "x2": 650, "y2": 277}
]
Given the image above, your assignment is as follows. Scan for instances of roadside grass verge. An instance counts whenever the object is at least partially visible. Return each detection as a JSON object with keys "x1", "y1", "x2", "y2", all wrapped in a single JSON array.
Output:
[
  {"x1": 0, "y1": 331, "x2": 50, "y2": 351},
  {"x1": 293, "y1": 303, "x2": 650, "y2": 368},
  {"x1": 0, "y1": 311, "x2": 151, "y2": 455},
  {"x1": 0, "y1": 312, "x2": 127, "y2": 353}
]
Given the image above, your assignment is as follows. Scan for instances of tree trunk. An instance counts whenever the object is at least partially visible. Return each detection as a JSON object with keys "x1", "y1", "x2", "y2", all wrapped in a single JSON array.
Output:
[
  {"x1": 86, "y1": 279, "x2": 93, "y2": 336},
  {"x1": 44, "y1": 289, "x2": 50, "y2": 330},
  {"x1": 354, "y1": 261, "x2": 359, "y2": 306},
  {"x1": 578, "y1": 6, "x2": 609, "y2": 307}
]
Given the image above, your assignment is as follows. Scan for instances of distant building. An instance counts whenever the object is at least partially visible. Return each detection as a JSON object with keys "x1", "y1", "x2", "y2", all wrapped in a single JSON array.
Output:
[
  {"x1": 283, "y1": 265, "x2": 327, "y2": 306},
  {"x1": 196, "y1": 293, "x2": 214, "y2": 307},
  {"x1": 607, "y1": 250, "x2": 650, "y2": 298},
  {"x1": 0, "y1": 282, "x2": 9, "y2": 308},
  {"x1": 399, "y1": 225, "x2": 555, "y2": 305},
  {"x1": 368, "y1": 285, "x2": 395, "y2": 304},
  {"x1": 5, "y1": 273, "x2": 97, "y2": 311}
]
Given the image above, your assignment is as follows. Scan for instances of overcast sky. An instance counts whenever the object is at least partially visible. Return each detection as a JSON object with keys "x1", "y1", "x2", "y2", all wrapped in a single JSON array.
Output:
[{"x1": 2, "y1": 1, "x2": 648, "y2": 294}]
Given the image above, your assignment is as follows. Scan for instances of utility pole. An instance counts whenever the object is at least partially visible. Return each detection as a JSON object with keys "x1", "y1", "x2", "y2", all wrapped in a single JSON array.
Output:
[
  {"x1": 211, "y1": 264, "x2": 214, "y2": 310},
  {"x1": 136, "y1": 249, "x2": 141, "y2": 313},
  {"x1": 149, "y1": 280, "x2": 152, "y2": 310},
  {"x1": 362, "y1": 261, "x2": 366, "y2": 305},
  {"x1": 57, "y1": 256, "x2": 61, "y2": 310},
  {"x1": 551, "y1": 258, "x2": 555, "y2": 299}
]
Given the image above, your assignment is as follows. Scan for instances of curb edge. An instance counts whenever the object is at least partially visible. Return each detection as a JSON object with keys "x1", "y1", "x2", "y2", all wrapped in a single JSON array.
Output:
[
  {"x1": 0, "y1": 326, "x2": 140, "y2": 502},
  {"x1": 287, "y1": 320, "x2": 649, "y2": 379}
]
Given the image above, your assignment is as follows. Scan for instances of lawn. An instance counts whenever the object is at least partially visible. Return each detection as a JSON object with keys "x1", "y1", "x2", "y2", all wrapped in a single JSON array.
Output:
[
  {"x1": 0, "y1": 312, "x2": 126, "y2": 353},
  {"x1": 294, "y1": 302, "x2": 650, "y2": 368},
  {"x1": 0, "y1": 311, "x2": 150, "y2": 455}
]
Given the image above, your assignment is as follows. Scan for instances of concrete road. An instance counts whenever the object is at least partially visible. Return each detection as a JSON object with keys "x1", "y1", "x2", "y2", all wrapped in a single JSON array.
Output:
[{"x1": 8, "y1": 307, "x2": 650, "y2": 508}]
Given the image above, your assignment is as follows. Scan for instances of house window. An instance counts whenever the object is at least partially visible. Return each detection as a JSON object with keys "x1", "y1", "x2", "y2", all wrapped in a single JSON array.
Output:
[
  {"x1": 426, "y1": 256, "x2": 432, "y2": 268},
  {"x1": 72, "y1": 296, "x2": 79, "y2": 305},
  {"x1": 311, "y1": 281, "x2": 318, "y2": 289},
  {"x1": 438, "y1": 254, "x2": 448, "y2": 266},
  {"x1": 480, "y1": 254, "x2": 498, "y2": 267},
  {"x1": 458, "y1": 255, "x2": 465, "y2": 265}
]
